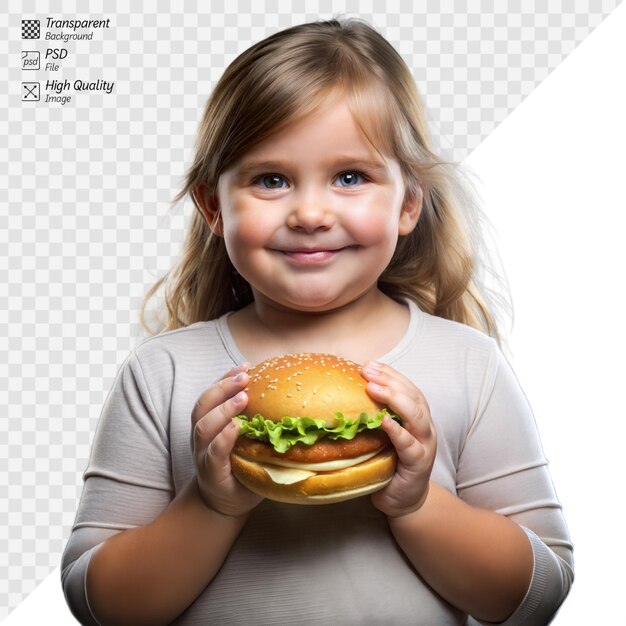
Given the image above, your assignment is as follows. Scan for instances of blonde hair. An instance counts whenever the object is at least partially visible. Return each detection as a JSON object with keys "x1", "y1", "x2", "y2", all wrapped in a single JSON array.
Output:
[{"x1": 141, "y1": 18, "x2": 511, "y2": 344}]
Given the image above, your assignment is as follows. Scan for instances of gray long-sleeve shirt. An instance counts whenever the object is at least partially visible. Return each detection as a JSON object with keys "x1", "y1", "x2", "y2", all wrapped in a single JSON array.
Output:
[{"x1": 61, "y1": 300, "x2": 573, "y2": 624}]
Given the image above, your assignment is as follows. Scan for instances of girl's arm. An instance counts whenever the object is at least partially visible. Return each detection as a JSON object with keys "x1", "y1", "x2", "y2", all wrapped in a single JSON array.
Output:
[
  {"x1": 86, "y1": 366, "x2": 259, "y2": 626},
  {"x1": 62, "y1": 358, "x2": 260, "y2": 626},
  {"x1": 86, "y1": 478, "x2": 248, "y2": 626},
  {"x1": 362, "y1": 357, "x2": 573, "y2": 624},
  {"x1": 85, "y1": 366, "x2": 259, "y2": 626},
  {"x1": 387, "y1": 480, "x2": 533, "y2": 623}
]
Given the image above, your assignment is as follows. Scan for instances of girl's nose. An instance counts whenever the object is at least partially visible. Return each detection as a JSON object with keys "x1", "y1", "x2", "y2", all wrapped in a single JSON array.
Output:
[{"x1": 286, "y1": 190, "x2": 336, "y2": 232}]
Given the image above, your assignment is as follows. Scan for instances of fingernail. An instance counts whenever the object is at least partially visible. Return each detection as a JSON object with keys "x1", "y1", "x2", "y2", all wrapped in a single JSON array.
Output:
[
  {"x1": 367, "y1": 382, "x2": 384, "y2": 392},
  {"x1": 231, "y1": 362, "x2": 249, "y2": 375},
  {"x1": 383, "y1": 415, "x2": 397, "y2": 427},
  {"x1": 364, "y1": 363, "x2": 381, "y2": 376},
  {"x1": 233, "y1": 372, "x2": 244, "y2": 383},
  {"x1": 234, "y1": 390, "x2": 247, "y2": 403}
]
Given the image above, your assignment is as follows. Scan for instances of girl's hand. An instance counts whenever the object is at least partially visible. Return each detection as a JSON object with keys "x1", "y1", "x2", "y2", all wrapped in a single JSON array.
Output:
[
  {"x1": 191, "y1": 364, "x2": 264, "y2": 518},
  {"x1": 361, "y1": 361, "x2": 437, "y2": 519}
]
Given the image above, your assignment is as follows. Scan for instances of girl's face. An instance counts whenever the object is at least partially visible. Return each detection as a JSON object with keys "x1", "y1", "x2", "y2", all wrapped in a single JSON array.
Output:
[{"x1": 211, "y1": 94, "x2": 420, "y2": 314}]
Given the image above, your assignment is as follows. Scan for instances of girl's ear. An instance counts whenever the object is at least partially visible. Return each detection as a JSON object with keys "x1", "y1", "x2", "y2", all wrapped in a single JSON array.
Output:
[
  {"x1": 398, "y1": 184, "x2": 423, "y2": 236},
  {"x1": 192, "y1": 184, "x2": 223, "y2": 236}
]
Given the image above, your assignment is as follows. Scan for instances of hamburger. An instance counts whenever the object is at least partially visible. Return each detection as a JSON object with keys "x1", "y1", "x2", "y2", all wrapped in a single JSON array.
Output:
[{"x1": 230, "y1": 353, "x2": 398, "y2": 504}]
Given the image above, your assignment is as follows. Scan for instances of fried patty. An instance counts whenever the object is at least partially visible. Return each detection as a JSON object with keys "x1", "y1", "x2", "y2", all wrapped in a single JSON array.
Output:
[{"x1": 234, "y1": 429, "x2": 390, "y2": 463}]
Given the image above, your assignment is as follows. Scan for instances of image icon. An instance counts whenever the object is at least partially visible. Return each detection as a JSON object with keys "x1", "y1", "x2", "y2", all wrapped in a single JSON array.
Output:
[
  {"x1": 22, "y1": 82, "x2": 40, "y2": 101},
  {"x1": 22, "y1": 19, "x2": 40, "y2": 39}
]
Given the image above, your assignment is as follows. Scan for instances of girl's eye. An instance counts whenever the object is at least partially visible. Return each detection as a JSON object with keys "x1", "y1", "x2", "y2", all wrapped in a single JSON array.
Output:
[
  {"x1": 256, "y1": 174, "x2": 287, "y2": 189},
  {"x1": 336, "y1": 171, "x2": 365, "y2": 187}
]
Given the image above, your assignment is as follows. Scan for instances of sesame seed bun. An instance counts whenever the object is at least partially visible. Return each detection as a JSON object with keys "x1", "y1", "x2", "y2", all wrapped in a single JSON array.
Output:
[
  {"x1": 243, "y1": 353, "x2": 385, "y2": 426},
  {"x1": 231, "y1": 353, "x2": 397, "y2": 504}
]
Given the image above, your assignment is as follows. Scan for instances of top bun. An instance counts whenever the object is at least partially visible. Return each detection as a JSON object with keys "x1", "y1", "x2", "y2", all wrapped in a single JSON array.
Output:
[{"x1": 243, "y1": 353, "x2": 385, "y2": 426}]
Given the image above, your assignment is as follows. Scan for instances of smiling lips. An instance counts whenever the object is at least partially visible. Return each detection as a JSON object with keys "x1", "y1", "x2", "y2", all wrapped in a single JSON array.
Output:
[{"x1": 279, "y1": 248, "x2": 348, "y2": 265}]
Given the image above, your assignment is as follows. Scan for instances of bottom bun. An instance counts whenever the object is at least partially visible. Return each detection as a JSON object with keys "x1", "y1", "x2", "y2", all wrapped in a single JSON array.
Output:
[{"x1": 231, "y1": 447, "x2": 397, "y2": 505}]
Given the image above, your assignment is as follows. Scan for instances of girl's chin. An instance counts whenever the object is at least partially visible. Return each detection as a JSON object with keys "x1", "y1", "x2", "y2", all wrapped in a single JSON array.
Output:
[
  {"x1": 265, "y1": 297, "x2": 348, "y2": 313},
  {"x1": 252, "y1": 285, "x2": 379, "y2": 314}
]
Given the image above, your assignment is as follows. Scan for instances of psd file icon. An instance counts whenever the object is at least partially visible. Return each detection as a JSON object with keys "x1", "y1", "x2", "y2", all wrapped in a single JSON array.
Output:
[
  {"x1": 22, "y1": 82, "x2": 40, "y2": 101},
  {"x1": 22, "y1": 19, "x2": 40, "y2": 39},
  {"x1": 22, "y1": 51, "x2": 40, "y2": 70}
]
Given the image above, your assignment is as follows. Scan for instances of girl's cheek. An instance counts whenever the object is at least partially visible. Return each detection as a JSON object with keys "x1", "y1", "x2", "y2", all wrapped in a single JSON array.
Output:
[
  {"x1": 345, "y1": 208, "x2": 399, "y2": 244},
  {"x1": 232, "y1": 217, "x2": 273, "y2": 244},
  {"x1": 221, "y1": 206, "x2": 257, "y2": 238}
]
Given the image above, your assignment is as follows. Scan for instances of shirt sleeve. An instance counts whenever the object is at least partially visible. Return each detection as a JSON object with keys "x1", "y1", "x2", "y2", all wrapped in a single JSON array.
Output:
[
  {"x1": 60, "y1": 351, "x2": 174, "y2": 625},
  {"x1": 458, "y1": 340, "x2": 574, "y2": 626}
]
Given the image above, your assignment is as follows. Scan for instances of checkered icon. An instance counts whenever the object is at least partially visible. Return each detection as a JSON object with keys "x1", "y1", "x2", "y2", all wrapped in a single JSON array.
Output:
[{"x1": 22, "y1": 19, "x2": 40, "y2": 39}]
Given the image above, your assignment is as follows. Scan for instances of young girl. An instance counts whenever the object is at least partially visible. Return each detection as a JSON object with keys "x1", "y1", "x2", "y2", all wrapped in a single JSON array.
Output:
[{"x1": 61, "y1": 19, "x2": 573, "y2": 625}]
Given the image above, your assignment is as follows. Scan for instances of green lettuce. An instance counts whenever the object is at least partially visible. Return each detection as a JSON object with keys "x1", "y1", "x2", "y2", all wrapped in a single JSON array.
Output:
[{"x1": 234, "y1": 410, "x2": 398, "y2": 453}]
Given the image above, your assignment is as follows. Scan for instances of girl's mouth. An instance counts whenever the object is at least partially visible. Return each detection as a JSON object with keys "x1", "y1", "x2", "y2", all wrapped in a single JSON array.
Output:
[{"x1": 280, "y1": 248, "x2": 348, "y2": 265}]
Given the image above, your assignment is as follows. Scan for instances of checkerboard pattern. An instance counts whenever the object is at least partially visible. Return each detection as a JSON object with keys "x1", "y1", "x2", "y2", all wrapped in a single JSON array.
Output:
[
  {"x1": 1, "y1": 0, "x2": 621, "y2": 618},
  {"x1": 21, "y1": 19, "x2": 40, "y2": 39}
]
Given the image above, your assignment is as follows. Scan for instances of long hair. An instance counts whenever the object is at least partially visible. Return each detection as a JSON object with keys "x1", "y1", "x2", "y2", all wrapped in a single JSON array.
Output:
[{"x1": 141, "y1": 18, "x2": 511, "y2": 344}]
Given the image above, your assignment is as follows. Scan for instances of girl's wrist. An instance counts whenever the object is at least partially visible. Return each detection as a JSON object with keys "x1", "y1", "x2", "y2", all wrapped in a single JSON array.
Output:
[
  {"x1": 191, "y1": 477, "x2": 252, "y2": 526},
  {"x1": 384, "y1": 481, "x2": 432, "y2": 525}
]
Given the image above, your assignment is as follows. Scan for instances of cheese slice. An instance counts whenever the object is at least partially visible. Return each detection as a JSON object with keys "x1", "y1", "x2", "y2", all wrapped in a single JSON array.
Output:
[
  {"x1": 262, "y1": 465, "x2": 317, "y2": 484},
  {"x1": 256, "y1": 449, "x2": 383, "y2": 484}
]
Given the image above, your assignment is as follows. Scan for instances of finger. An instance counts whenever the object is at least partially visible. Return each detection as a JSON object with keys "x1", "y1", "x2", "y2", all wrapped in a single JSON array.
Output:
[
  {"x1": 204, "y1": 419, "x2": 241, "y2": 481},
  {"x1": 192, "y1": 390, "x2": 247, "y2": 462},
  {"x1": 189, "y1": 370, "x2": 248, "y2": 454},
  {"x1": 223, "y1": 362, "x2": 250, "y2": 378},
  {"x1": 365, "y1": 378, "x2": 434, "y2": 443},
  {"x1": 380, "y1": 414, "x2": 426, "y2": 468},
  {"x1": 191, "y1": 367, "x2": 249, "y2": 426},
  {"x1": 361, "y1": 363, "x2": 433, "y2": 441},
  {"x1": 361, "y1": 361, "x2": 427, "y2": 404}
]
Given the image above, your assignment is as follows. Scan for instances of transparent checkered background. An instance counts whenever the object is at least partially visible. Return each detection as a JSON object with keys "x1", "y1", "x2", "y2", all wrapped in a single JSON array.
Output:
[{"x1": 0, "y1": 0, "x2": 621, "y2": 618}]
